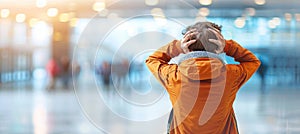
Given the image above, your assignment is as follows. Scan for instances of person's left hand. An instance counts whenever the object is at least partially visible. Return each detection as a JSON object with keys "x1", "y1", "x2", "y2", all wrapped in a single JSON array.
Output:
[
  {"x1": 208, "y1": 28, "x2": 225, "y2": 54},
  {"x1": 180, "y1": 29, "x2": 198, "y2": 54}
]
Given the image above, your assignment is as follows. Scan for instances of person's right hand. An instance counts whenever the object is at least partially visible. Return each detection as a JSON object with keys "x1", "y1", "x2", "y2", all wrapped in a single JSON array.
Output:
[
  {"x1": 208, "y1": 28, "x2": 225, "y2": 54},
  {"x1": 180, "y1": 29, "x2": 198, "y2": 54}
]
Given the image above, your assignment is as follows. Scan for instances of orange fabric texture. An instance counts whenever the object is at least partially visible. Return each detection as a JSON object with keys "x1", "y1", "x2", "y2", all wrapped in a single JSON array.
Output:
[{"x1": 145, "y1": 40, "x2": 260, "y2": 134}]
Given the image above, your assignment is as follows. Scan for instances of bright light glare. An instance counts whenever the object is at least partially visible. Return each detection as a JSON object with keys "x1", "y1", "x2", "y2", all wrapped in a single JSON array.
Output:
[
  {"x1": 47, "y1": 8, "x2": 58, "y2": 17},
  {"x1": 246, "y1": 8, "x2": 256, "y2": 16},
  {"x1": 33, "y1": 21, "x2": 52, "y2": 36},
  {"x1": 16, "y1": 14, "x2": 26, "y2": 23},
  {"x1": 33, "y1": 68, "x2": 47, "y2": 79},
  {"x1": 295, "y1": 13, "x2": 300, "y2": 22},
  {"x1": 198, "y1": 7, "x2": 210, "y2": 17},
  {"x1": 31, "y1": 21, "x2": 52, "y2": 46},
  {"x1": 268, "y1": 20, "x2": 276, "y2": 29},
  {"x1": 199, "y1": 0, "x2": 212, "y2": 6},
  {"x1": 93, "y1": 2, "x2": 106, "y2": 12},
  {"x1": 33, "y1": 103, "x2": 48, "y2": 134},
  {"x1": 145, "y1": 0, "x2": 159, "y2": 6},
  {"x1": 29, "y1": 18, "x2": 39, "y2": 27},
  {"x1": 59, "y1": 13, "x2": 70, "y2": 22},
  {"x1": 285, "y1": 13, "x2": 292, "y2": 21},
  {"x1": 1, "y1": 9, "x2": 10, "y2": 18},
  {"x1": 36, "y1": 0, "x2": 47, "y2": 8},
  {"x1": 70, "y1": 18, "x2": 78, "y2": 27},
  {"x1": 272, "y1": 17, "x2": 281, "y2": 26},
  {"x1": 254, "y1": 0, "x2": 266, "y2": 5},
  {"x1": 234, "y1": 17, "x2": 246, "y2": 28}
]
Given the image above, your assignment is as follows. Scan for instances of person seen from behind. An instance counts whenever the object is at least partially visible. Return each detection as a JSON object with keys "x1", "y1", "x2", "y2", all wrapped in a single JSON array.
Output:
[{"x1": 145, "y1": 21, "x2": 261, "y2": 134}]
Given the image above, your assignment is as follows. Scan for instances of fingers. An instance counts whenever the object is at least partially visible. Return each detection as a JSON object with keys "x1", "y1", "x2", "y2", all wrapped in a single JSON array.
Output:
[
  {"x1": 181, "y1": 39, "x2": 196, "y2": 53},
  {"x1": 182, "y1": 31, "x2": 198, "y2": 43},
  {"x1": 183, "y1": 29, "x2": 197, "y2": 38},
  {"x1": 181, "y1": 34, "x2": 190, "y2": 43},
  {"x1": 181, "y1": 29, "x2": 198, "y2": 54},
  {"x1": 208, "y1": 28, "x2": 224, "y2": 40},
  {"x1": 208, "y1": 28, "x2": 220, "y2": 34},
  {"x1": 181, "y1": 39, "x2": 196, "y2": 48},
  {"x1": 185, "y1": 39, "x2": 197, "y2": 47},
  {"x1": 208, "y1": 28, "x2": 225, "y2": 54},
  {"x1": 208, "y1": 39, "x2": 219, "y2": 44}
]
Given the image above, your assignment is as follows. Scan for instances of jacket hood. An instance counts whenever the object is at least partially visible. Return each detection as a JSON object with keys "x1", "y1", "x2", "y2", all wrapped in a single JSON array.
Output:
[{"x1": 176, "y1": 51, "x2": 226, "y2": 80}]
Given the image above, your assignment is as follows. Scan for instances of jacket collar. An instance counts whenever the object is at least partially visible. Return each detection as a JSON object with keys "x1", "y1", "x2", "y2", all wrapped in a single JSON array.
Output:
[{"x1": 176, "y1": 51, "x2": 227, "y2": 65}]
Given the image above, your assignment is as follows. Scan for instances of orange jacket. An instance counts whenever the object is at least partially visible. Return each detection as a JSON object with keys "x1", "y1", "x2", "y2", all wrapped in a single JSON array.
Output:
[{"x1": 145, "y1": 40, "x2": 260, "y2": 134}]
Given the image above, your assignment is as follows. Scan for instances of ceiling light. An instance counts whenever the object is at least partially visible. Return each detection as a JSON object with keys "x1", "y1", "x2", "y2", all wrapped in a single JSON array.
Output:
[
  {"x1": 69, "y1": 18, "x2": 78, "y2": 27},
  {"x1": 16, "y1": 14, "x2": 26, "y2": 23},
  {"x1": 93, "y1": 2, "x2": 106, "y2": 12},
  {"x1": 254, "y1": 0, "x2": 266, "y2": 5},
  {"x1": 198, "y1": 7, "x2": 210, "y2": 17},
  {"x1": 199, "y1": 0, "x2": 212, "y2": 6},
  {"x1": 234, "y1": 17, "x2": 246, "y2": 28},
  {"x1": 59, "y1": 13, "x2": 70, "y2": 22},
  {"x1": 151, "y1": 8, "x2": 164, "y2": 17},
  {"x1": 29, "y1": 18, "x2": 39, "y2": 27},
  {"x1": 145, "y1": 0, "x2": 159, "y2": 6},
  {"x1": 272, "y1": 17, "x2": 281, "y2": 26},
  {"x1": 36, "y1": 0, "x2": 47, "y2": 8},
  {"x1": 47, "y1": 8, "x2": 58, "y2": 17},
  {"x1": 246, "y1": 8, "x2": 256, "y2": 16},
  {"x1": 295, "y1": 13, "x2": 300, "y2": 22},
  {"x1": 285, "y1": 13, "x2": 292, "y2": 21},
  {"x1": 1, "y1": 9, "x2": 10, "y2": 18},
  {"x1": 268, "y1": 20, "x2": 276, "y2": 29}
]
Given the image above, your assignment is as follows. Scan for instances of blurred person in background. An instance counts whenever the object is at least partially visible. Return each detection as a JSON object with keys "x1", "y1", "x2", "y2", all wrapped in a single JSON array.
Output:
[
  {"x1": 60, "y1": 55, "x2": 71, "y2": 89},
  {"x1": 257, "y1": 56, "x2": 269, "y2": 93},
  {"x1": 111, "y1": 59, "x2": 129, "y2": 88},
  {"x1": 46, "y1": 58, "x2": 60, "y2": 90},
  {"x1": 99, "y1": 61, "x2": 112, "y2": 87},
  {"x1": 146, "y1": 21, "x2": 260, "y2": 134},
  {"x1": 71, "y1": 60, "x2": 81, "y2": 86}
]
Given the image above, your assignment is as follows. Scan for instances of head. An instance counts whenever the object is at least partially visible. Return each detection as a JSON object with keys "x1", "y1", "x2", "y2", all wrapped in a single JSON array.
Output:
[{"x1": 182, "y1": 22, "x2": 222, "y2": 53}]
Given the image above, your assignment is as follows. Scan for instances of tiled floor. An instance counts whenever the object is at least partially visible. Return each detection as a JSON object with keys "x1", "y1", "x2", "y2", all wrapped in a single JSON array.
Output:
[{"x1": 1, "y1": 74, "x2": 300, "y2": 134}]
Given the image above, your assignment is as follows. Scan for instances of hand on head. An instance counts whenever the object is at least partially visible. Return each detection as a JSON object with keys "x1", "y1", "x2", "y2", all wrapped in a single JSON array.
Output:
[
  {"x1": 180, "y1": 29, "x2": 199, "y2": 54},
  {"x1": 180, "y1": 22, "x2": 226, "y2": 54},
  {"x1": 208, "y1": 28, "x2": 225, "y2": 54}
]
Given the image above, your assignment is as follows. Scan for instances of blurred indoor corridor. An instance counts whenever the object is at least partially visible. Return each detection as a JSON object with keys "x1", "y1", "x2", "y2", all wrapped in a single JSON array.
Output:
[
  {"x1": 1, "y1": 74, "x2": 300, "y2": 134},
  {"x1": 1, "y1": 0, "x2": 300, "y2": 133}
]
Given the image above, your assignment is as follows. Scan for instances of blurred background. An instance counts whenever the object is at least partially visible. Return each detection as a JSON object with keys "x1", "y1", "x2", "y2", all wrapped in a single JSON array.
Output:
[{"x1": 1, "y1": 0, "x2": 300, "y2": 133}]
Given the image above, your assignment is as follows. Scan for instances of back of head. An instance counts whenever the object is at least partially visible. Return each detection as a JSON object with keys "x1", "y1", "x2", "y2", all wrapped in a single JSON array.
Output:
[{"x1": 184, "y1": 22, "x2": 222, "y2": 53}]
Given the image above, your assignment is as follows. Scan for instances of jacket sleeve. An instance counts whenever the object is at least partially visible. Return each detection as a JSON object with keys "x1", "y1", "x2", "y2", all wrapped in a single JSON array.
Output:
[
  {"x1": 224, "y1": 40, "x2": 261, "y2": 87},
  {"x1": 145, "y1": 40, "x2": 182, "y2": 89}
]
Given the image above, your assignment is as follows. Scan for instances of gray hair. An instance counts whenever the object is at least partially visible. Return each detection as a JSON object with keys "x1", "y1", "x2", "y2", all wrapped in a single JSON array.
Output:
[{"x1": 185, "y1": 22, "x2": 222, "y2": 53}]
